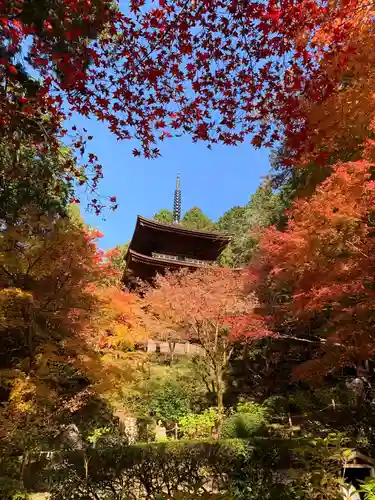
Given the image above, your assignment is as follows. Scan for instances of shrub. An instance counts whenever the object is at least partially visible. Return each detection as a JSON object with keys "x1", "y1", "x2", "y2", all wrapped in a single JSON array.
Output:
[
  {"x1": 149, "y1": 382, "x2": 190, "y2": 423},
  {"x1": 357, "y1": 478, "x2": 375, "y2": 499},
  {"x1": 28, "y1": 438, "x2": 342, "y2": 499},
  {"x1": 221, "y1": 402, "x2": 267, "y2": 439},
  {"x1": 47, "y1": 440, "x2": 253, "y2": 499},
  {"x1": 178, "y1": 408, "x2": 219, "y2": 439}
]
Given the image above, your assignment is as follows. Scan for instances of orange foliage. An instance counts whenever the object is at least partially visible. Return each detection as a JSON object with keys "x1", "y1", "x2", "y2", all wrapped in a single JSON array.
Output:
[
  {"x1": 144, "y1": 267, "x2": 264, "y2": 341},
  {"x1": 0, "y1": 212, "x2": 143, "y2": 443},
  {"x1": 244, "y1": 0, "x2": 375, "y2": 382},
  {"x1": 144, "y1": 267, "x2": 267, "y2": 410},
  {"x1": 94, "y1": 286, "x2": 148, "y2": 352},
  {"x1": 279, "y1": 0, "x2": 375, "y2": 170},
  {"x1": 251, "y1": 162, "x2": 375, "y2": 379}
]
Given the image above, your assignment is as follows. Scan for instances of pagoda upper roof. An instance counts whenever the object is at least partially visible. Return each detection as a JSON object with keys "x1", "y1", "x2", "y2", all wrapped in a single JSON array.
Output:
[{"x1": 127, "y1": 215, "x2": 231, "y2": 262}]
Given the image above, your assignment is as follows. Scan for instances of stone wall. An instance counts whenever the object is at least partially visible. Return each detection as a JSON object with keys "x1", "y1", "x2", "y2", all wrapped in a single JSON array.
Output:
[{"x1": 147, "y1": 340, "x2": 204, "y2": 356}]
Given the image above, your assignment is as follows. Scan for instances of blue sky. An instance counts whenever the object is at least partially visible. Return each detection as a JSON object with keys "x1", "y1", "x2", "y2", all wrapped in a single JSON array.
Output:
[
  {"x1": 66, "y1": 2, "x2": 272, "y2": 249},
  {"x1": 21, "y1": 2, "x2": 272, "y2": 250},
  {"x1": 74, "y1": 116, "x2": 271, "y2": 250}
]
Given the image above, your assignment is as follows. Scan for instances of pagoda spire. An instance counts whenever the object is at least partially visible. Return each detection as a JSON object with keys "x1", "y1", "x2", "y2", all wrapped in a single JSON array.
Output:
[{"x1": 173, "y1": 173, "x2": 181, "y2": 223}]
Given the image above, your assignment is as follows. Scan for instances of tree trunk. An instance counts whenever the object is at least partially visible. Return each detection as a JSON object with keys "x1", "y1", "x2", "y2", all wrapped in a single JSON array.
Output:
[
  {"x1": 23, "y1": 304, "x2": 35, "y2": 372},
  {"x1": 19, "y1": 451, "x2": 29, "y2": 487},
  {"x1": 214, "y1": 368, "x2": 224, "y2": 440},
  {"x1": 215, "y1": 368, "x2": 224, "y2": 414}
]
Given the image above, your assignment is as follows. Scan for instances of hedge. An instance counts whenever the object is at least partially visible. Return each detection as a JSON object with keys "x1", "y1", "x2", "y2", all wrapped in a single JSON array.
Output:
[{"x1": 27, "y1": 438, "x2": 341, "y2": 499}]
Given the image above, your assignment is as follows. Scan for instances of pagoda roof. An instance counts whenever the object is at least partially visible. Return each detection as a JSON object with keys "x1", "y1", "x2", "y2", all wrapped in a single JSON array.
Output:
[
  {"x1": 128, "y1": 215, "x2": 231, "y2": 262},
  {"x1": 128, "y1": 248, "x2": 206, "y2": 270},
  {"x1": 124, "y1": 249, "x2": 209, "y2": 284}
]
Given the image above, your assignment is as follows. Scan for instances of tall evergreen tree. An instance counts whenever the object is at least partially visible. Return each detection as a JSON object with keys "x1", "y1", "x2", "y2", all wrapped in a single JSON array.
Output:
[
  {"x1": 153, "y1": 209, "x2": 174, "y2": 224},
  {"x1": 182, "y1": 207, "x2": 214, "y2": 231},
  {"x1": 217, "y1": 182, "x2": 284, "y2": 268}
]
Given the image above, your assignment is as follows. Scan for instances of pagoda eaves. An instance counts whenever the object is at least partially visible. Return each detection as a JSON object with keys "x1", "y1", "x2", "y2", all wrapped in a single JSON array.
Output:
[{"x1": 123, "y1": 216, "x2": 231, "y2": 285}]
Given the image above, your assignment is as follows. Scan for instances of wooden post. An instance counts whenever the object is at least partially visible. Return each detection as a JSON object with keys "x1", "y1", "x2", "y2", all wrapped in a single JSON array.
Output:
[{"x1": 288, "y1": 412, "x2": 294, "y2": 437}]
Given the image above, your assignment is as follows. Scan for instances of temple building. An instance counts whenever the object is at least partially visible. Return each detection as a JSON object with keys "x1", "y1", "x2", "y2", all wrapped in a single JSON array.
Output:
[{"x1": 123, "y1": 175, "x2": 231, "y2": 288}]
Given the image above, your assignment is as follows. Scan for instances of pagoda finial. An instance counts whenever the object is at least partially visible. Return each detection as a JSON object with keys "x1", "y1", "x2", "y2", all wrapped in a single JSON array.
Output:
[{"x1": 173, "y1": 173, "x2": 181, "y2": 223}]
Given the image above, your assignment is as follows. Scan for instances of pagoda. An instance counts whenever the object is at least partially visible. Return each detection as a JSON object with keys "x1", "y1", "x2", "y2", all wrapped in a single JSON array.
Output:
[{"x1": 123, "y1": 175, "x2": 231, "y2": 288}]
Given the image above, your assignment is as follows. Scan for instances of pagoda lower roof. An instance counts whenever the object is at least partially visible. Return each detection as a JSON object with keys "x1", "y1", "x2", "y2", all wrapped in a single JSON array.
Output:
[
  {"x1": 124, "y1": 249, "x2": 208, "y2": 284},
  {"x1": 128, "y1": 249, "x2": 207, "y2": 269},
  {"x1": 128, "y1": 215, "x2": 231, "y2": 262}
]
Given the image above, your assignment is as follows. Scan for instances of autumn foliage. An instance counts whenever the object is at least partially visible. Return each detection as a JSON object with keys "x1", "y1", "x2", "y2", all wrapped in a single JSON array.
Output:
[
  {"x1": 0, "y1": 0, "x2": 374, "y2": 440},
  {"x1": 3, "y1": 1, "x2": 375, "y2": 497},
  {"x1": 0, "y1": 211, "x2": 143, "y2": 447},
  {"x1": 144, "y1": 267, "x2": 268, "y2": 410},
  {"x1": 3, "y1": 0, "x2": 375, "y2": 210},
  {"x1": 248, "y1": 162, "x2": 375, "y2": 380},
  {"x1": 95, "y1": 286, "x2": 148, "y2": 352}
]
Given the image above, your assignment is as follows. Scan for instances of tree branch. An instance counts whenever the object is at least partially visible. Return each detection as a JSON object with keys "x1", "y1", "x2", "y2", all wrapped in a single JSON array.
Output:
[{"x1": 278, "y1": 334, "x2": 342, "y2": 347}]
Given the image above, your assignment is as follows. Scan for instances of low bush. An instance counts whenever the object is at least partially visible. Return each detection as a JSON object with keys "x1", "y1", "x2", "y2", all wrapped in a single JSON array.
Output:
[
  {"x1": 178, "y1": 408, "x2": 219, "y2": 439},
  {"x1": 221, "y1": 401, "x2": 267, "y2": 439},
  {"x1": 31, "y1": 437, "x2": 341, "y2": 499}
]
